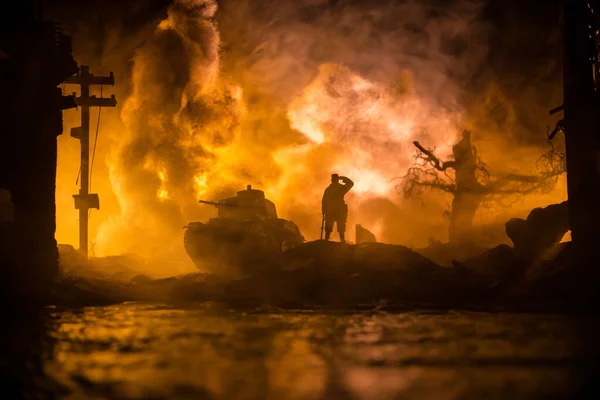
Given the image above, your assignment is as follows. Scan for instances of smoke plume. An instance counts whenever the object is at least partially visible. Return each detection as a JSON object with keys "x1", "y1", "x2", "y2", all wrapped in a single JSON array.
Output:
[{"x1": 53, "y1": 0, "x2": 567, "y2": 265}]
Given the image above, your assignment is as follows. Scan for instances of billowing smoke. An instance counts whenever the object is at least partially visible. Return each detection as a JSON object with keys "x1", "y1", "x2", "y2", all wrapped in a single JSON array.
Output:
[
  {"x1": 54, "y1": 0, "x2": 566, "y2": 264},
  {"x1": 210, "y1": 0, "x2": 489, "y2": 244},
  {"x1": 95, "y1": 0, "x2": 246, "y2": 259}
]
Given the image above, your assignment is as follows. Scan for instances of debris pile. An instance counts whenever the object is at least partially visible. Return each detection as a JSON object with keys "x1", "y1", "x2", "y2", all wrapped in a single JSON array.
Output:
[
  {"x1": 53, "y1": 201, "x2": 597, "y2": 313},
  {"x1": 505, "y1": 201, "x2": 569, "y2": 263},
  {"x1": 355, "y1": 224, "x2": 377, "y2": 244}
]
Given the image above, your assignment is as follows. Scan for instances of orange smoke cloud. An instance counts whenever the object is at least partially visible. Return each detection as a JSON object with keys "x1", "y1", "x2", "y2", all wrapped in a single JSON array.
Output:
[
  {"x1": 94, "y1": 0, "x2": 246, "y2": 260},
  {"x1": 55, "y1": 0, "x2": 567, "y2": 265},
  {"x1": 285, "y1": 64, "x2": 460, "y2": 196}
]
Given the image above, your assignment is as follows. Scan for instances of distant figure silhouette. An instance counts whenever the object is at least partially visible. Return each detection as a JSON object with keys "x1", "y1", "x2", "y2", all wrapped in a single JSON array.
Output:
[{"x1": 322, "y1": 174, "x2": 354, "y2": 243}]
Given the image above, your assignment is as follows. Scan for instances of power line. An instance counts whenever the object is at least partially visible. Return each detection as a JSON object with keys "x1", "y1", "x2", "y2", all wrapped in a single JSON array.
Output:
[
  {"x1": 76, "y1": 85, "x2": 102, "y2": 190},
  {"x1": 90, "y1": 85, "x2": 103, "y2": 193}
]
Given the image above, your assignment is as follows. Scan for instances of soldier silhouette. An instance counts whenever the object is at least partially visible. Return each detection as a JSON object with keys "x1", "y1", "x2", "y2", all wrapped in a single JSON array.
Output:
[{"x1": 321, "y1": 174, "x2": 354, "y2": 243}]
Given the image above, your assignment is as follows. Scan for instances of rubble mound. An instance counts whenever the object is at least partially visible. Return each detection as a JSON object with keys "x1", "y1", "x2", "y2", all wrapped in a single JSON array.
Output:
[
  {"x1": 505, "y1": 201, "x2": 569, "y2": 262},
  {"x1": 50, "y1": 200, "x2": 598, "y2": 313},
  {"x1": 452, "y1": 244, "x2": 522, "y2": 286},
  {"x1": 198, "y1": 241, "x2": 511, "y2": 308},
  {"x1": 58, "y1": 244, "x2": 147, "y2": 281},
  {"x1": 417, "y1": 240, "x2": 491, "y2": 267}
]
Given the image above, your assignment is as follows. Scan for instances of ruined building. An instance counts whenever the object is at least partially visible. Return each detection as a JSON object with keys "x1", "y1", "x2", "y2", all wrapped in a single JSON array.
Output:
[
  {"x1": 562, "y1": 0, "x2": 600, "y2": 248},
  {"x1": 0, "y1": 2, "x2": 77, "y2": 299}
]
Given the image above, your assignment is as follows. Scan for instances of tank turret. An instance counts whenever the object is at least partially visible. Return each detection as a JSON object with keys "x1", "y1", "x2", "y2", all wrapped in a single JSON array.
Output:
[
  {"x1": 184, "y1": 184, "x2": 304, "y2": 275},
  {"x1": 198, "y1": 184, "x2": 277, "y2": 219}
]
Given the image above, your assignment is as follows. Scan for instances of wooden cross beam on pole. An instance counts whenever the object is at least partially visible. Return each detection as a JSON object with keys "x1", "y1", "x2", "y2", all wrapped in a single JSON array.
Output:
[{"x1": 64, "y1": 65, "x2": 117, "y2": 258}]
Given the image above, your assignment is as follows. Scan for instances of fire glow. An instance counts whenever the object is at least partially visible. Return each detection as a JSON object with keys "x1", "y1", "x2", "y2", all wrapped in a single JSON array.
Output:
[
  {"x1": 285, "y1": 63, "x2": 459, "y2": 197},
  {"x1": 54, "y1": 0, "x2": 567, "y2": 260}
]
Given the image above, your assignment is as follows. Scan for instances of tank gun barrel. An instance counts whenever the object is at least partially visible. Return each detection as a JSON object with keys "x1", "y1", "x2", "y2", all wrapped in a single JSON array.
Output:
[{"x1": 198, "y1": 200, "x2": 238, "y2": 207}]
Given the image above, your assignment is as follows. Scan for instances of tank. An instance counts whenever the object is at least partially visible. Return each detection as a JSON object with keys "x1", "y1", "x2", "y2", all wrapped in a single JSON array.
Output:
[{"x1": 184, "y1": 185, "x2": 304, "y2": 273}]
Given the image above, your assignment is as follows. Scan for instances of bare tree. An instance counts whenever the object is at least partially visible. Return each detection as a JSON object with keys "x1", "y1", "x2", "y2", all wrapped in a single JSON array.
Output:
[{"x1": 399, "y1": 130, "x2": 565, "y2": 244}]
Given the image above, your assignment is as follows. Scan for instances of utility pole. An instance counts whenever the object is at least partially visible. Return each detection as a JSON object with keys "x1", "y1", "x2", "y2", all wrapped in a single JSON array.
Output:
[{"x1": 64, "y1": 66, "x2": 117, "y2": 257}]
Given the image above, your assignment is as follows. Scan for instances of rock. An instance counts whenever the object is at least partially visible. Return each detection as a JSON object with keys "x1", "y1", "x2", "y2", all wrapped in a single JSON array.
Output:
[
  {"x1": 280, "y1": 240, "x2": 354, "y2": 272},
  {"x1": 355, "y1": 224, "x2": 377, "y2": 244},
  {"x1": 58, "y1": 244, "x2": 87, "y2": 275},
  {"x1": 454, "y1": 244, "x2": 522, "y2": 285},
  {"x1": 506, "y1": 201, "x2": 569, "y2": 262},
  {"x1": 273, "y1": 240, "x2": 485, "y2": 305},
  {"x1": 509, "y1": 241, "x2": 600, "y2": 311},
  {"x1": 417, "y1": 241, "x2": 490, "y2": 267},
  {"x1": 353, "y1": 242, "x2": 441, "y2": 273},
  {"x1": 281, "y1": 240, "x2": 441, "y2": 274},
  {"x1": 58, "y1": 245, "x2": 152, "y2": 282}
]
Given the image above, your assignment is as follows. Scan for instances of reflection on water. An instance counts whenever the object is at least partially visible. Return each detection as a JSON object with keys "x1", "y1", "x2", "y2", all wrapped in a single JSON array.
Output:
[{"x1": 1, "y1": 304, "x2": 599, "y2": 399}]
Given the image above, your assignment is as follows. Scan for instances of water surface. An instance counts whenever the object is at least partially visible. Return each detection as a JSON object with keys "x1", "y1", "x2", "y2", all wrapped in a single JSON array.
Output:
[{"x1": 2, "y1": 304, "x2": 598, "y2": 399}]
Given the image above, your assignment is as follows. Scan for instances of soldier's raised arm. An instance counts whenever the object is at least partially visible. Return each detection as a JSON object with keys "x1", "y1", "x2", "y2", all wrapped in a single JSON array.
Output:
[{"x1": 340, "y1": 176, "x2": 354, "y2": 193}]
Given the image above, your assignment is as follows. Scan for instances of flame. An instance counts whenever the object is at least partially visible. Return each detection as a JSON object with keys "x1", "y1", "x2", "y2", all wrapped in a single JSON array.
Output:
[
  {"x1": 157, "y1": 189, "x2": 169, "y2": 201},
  {"x1": 194, "y1": 174, "x2": 209, "y2": 198},
  {"x1": 282, "y1": 63, "x2": 460, "y2": 200},
  {"x1": 54, "y1": 0, "x2": 568, "y2": 261}
]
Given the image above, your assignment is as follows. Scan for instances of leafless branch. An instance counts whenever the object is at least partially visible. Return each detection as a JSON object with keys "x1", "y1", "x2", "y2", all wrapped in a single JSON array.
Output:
[
  {"x1": 397, "y1": 132, "x2": 566, "y2": 208},
  {"x1": 413, "y1": 141, "x2": 455, "y2": 171}
]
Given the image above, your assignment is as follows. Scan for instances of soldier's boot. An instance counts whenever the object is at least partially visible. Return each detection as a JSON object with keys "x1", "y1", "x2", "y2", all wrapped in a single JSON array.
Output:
[
  {"x1": 325, "y1": 231, "x2": 331, "y2": 241},
  {"x1": 339, "y1": 232, "x2": 345, "y2": 243}
]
